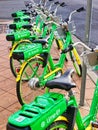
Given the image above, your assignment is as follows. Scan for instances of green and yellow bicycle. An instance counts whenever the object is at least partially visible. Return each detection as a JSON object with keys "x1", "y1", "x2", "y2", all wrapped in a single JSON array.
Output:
[
  {"x1": 7, "y1": 0, "x2": 65, "y2": 77},
  {"x1": 12, "y1": 7, "x2": 84, "y2": 105},
  {"x1": 7, "y1": 42, "x2": 98, "y2": 130}
]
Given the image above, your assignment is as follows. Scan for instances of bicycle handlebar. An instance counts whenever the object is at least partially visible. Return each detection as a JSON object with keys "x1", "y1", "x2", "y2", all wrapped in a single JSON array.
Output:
[
  {"x1": 11, "y1": 0, "x2": 85, "y2": 33},
  {"x1": 76, "y1": 7, "x2": 85, "y2": 12},
  {"x1": 64, "y1": 7, "x2": 85, "y2": 23},
  {"x1": 44, "y1": 20, "x2": 60, "y2": 27},
  {"x1": 61, "y1": 42, "x2": 98, "y2": 54},
  {"x1": 72, "y1": 42, "x2": 92, "y2": 51}
]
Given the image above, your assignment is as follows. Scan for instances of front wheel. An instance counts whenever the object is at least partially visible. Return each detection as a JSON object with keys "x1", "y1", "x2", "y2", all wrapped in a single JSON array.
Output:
[{"x1": 46, "y1": 121, "x2": 68, "y2": 130}]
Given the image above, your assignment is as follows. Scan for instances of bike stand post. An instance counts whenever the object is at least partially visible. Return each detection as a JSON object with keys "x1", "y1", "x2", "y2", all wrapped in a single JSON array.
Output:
[
  {"x1": 79, "y1": 0, "x2": 92, "y2": 106},
  {"x1": 79, "y1": 61, "x2": 87, "y2": 106}
]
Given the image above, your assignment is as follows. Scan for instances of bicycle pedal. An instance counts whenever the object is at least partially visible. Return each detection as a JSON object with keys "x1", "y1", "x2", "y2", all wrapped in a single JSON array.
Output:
[
  {"x1": 91, "y1": 121, "x2": 98, "y2": 128},
  {"x1": 53, "y1": 58, "x2": 59, "y2": 61}
]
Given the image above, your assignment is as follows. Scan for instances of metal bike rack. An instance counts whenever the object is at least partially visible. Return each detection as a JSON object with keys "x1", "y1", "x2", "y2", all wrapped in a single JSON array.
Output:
[{"x1": 80, "y1": 0, "x2": 92, "y2": 106}]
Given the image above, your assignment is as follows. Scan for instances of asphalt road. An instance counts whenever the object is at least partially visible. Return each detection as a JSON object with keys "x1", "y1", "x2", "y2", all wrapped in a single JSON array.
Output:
[{"x1": 0, "y1": 0, "x2": 98, "y2": 48}]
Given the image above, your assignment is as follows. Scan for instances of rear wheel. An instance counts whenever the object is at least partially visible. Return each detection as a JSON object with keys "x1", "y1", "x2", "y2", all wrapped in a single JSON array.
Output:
[
  {"x1": 16, "y1": 56, "x2": 50, "y2": 105},
  {"x1": 46, "y1": 121, "x2": 68, "y2": 130}
]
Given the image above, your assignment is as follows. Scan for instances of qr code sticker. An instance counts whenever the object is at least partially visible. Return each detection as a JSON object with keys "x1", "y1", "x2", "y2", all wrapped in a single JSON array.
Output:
[{"x1": 15, "y1": 116, "x2": 25, "y2": 122}]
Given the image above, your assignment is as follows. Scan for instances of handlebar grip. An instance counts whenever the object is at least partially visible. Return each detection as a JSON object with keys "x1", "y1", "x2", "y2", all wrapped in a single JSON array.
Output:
[
  {"x1": 6, "y1": 35, "x2": 15, "y2": 41},
  {"x1": 61, "y1": 45, "x2": 73, "y2": 54},
  {"x1": 60, "y1": 2, "x2": 66, "y2": 7},
  {"x1": 9, "y1": 24, "x2": 16, "y2": 29},
  {"x1": 76, "y1": 7, "x2": 85, "y2": 12},
  {"x1": 23, "y1": 18, "x2": 31, "y2": 22},
  {"x1": 22, "y1": 24, "x2": 32, "y2": 29},
  {"x1": 24, "y1": 12, "x2": 31, "y2": 15},
  {"x1": 11, "y1": 13, "x2": 17, "y2": 17},
  {"x1": 14, "y1": 17, "x2": 20, "y2": 22},
  {"x1": 21, "y1": 9, "x2": 28, "y2": 12},
  {"x1": 54, "y1": 1, "x2": 59, "y2": 5}
]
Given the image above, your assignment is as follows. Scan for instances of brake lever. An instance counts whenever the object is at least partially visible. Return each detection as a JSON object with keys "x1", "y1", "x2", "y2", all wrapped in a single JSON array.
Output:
[{"x1": 60, "y1": 2, "x2": 67, "y2": 7}]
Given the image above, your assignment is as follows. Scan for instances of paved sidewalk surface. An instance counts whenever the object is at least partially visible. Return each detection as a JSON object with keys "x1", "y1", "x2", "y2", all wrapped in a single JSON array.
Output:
[{"x1": 0, "y1": 22, "x2": 96, "y2": 130}]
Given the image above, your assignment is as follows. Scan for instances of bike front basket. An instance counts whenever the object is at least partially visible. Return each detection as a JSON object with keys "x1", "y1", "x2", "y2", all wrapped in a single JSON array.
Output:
[
  {"x1": 83, "y1": 51, "x2": 98, "y2": 70},
  {"x1": 54, "y1": 27, "x2": 66, "y2": 39}
]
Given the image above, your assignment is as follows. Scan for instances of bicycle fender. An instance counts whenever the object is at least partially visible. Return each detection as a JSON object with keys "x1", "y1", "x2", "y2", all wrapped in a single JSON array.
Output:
[
  {"x1": 55, "y1": 115, "x2": 68, "y2": 122},
  {"x1": 55, "y1": 116, "x2": 77, "y2": 130},
  {"x1": 9, "y1": 42, "x2": 18, "y2": 57},
  {"x1": 85, "y1": 124, "x2": 92, "y2": 130},
  {"x1": 72, "y1": 48, "x2": 81, "y2": 65}
]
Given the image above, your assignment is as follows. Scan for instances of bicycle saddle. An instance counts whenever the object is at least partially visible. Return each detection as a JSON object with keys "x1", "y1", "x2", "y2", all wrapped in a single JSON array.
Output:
[{"x1": 46, "y1": 69, "x2": 76, "y2": 91}]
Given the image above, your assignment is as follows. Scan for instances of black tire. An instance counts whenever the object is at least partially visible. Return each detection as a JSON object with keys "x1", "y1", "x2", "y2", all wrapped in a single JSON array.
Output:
[
  {"x1": 46, "y1": 120, "x2": 68, "y2": 130},
  {"x1": 16, "y1": 56, "x2": 50, "y2": 105}
]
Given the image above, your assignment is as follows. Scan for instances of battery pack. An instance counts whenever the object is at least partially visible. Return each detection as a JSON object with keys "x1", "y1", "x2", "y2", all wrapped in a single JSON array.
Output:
[{"x1": 7, "y1": 92, "x2": 67, "y2": 130}]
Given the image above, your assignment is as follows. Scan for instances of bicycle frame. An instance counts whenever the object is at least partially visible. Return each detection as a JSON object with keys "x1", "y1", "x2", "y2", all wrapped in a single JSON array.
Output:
[
  {"x1": 39, "y1": 32, "x2": 73, "y2": 85},
  {"x1": 64, "y1": 79, "x2": 98, "y2": 130},
  {"x1": 16, "y1": 29, "x2": 73, "y2": 86},
  {"x1": 83, "y1": 79, "x2": 98, "y2": 129},
  {"x1": 7, "y1": 78, "x2": 98, "y2": 130},
  {"x1": 9, "y1": 7, "x2": 59, "y2": 55},
  {"x1": 8, "y1": 3, "x2": 83, "y2": 80}
]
